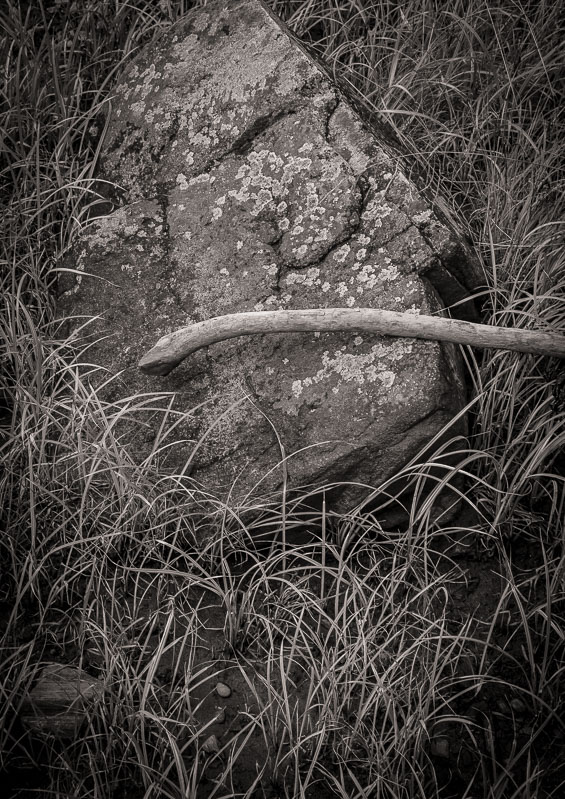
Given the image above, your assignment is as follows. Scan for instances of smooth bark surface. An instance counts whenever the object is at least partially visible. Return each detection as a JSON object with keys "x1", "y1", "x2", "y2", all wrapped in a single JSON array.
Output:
[{"x1": 139, "y1": 308, "x2": 565, "y2": 375}]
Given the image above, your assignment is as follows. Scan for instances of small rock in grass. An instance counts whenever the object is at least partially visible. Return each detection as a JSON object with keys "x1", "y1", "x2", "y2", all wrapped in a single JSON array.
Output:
[
  {"x1": 496, "y1": 698, "x2": 509, "y2": 713},
  {"x1": 214, "y1": 706, "x2": 226, "y2": 723},
  {"x1": 430, "y1": 736, "x2": 450, "y2": 759},
  {"x1": 201, "y1": 734, "x2": 219, "y2": 754},
  {"x1": 215, "y1": 681, "x2": 231, "y2": 698},
  {"x1": 509, "y1": 697, "x2": 527, "y2": 715},
  {"x1": 21, "y1": 662, "x2": 104, "y2": 739}
]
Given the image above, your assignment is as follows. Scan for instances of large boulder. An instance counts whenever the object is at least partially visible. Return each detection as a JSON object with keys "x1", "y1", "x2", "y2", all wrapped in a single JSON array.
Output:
[{"x1": 58, "y1": 0, "x2": 479, "y2": 513}]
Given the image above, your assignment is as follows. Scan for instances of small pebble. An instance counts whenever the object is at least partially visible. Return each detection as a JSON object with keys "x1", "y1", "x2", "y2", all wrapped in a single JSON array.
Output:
[
  {"x1": 214, "y1": 706, "x2": 226, "y2": 723},
  {"x1": 215, "y1": 681, "x2": 231, "y2": 698},
  {"x1": 509, "y1": 697, "x2": 527, "y2": 715},
  {"x1": 201, "y1": 734, "x2": 219, "y2": 754},
  {"x1": 496, "y1": 698, "x2": 509, "y2": 714},
  {"x1": 430, "y1": 737, "x2": 450, "y2": 759}
]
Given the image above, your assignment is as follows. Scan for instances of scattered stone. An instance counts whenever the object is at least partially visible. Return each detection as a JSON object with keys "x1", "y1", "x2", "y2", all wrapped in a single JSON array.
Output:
[
  {"x1": 509, "y1": 697, "x2": 527, "y2": 715},
  {"x1": 214, "y1": 706, "x2": 226, "y2": 723},
  {"x1": 430, "y1": 736, "x2": 450, "y2": 759},
  {"x1": 20, "y1": 662, "x2": 104, "y2": 738},
  {"x1": 201, "y1": 734, "x2": 220, "y2": 754},
  {"x1": 215, "y1": 681, "x2": 231, "y2": 698},
  {"x1": 496, "y1": 698, "x2": 509, "y2": 714}
]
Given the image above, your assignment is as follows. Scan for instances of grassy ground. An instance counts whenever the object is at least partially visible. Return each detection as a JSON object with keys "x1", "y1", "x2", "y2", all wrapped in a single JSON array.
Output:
[{"x1": 1, "y1": 1, "x2": 564, "y2": 797}]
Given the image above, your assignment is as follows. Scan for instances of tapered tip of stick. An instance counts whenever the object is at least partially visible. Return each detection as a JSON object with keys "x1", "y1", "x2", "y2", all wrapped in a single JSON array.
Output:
[{"x1": 138, "y1": 351, "x2": 175, "y2": 376}]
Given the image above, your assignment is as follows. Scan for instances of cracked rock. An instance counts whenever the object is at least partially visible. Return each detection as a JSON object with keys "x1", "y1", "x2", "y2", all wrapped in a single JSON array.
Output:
[{"x1": 58, "y1": 0, "x2": 481, "y2": 520}]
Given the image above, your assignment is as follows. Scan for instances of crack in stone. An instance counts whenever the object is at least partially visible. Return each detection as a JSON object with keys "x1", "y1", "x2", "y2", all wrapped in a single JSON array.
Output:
[
  {"x1": 157, "y1": 196, "x2": 184, "y2": 310},
  {"x1": 225, "y1": 108, "x2": 291, "y2": 158},
  {"x1": 322, "y1": 93, "x2": 341, "y2": 141}
]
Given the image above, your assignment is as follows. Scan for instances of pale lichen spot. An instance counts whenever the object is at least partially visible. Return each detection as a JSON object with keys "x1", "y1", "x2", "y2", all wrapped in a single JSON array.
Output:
[
  {"x1": 292, "y1": 380, "x2": 303, "y2": 398},
  {"x1": 378, "y1": 371, "x2": 396, "y2": 388},
  {"x1": 334, "y1": 244, "x2": 350, "y2": 263},
  {"x1": 130, "y1": 101, "x2": 146, "y2": 118},
  {"x1": 253, "y1": 188, "x2": 274, "y2": 215},
  {"x1": 285, "y1": 267, "x2": 320, "y2": 288},
  {"x1": 379, "y1": 264, "x2": 399, "y2": 282},
  {"x1": 237, "y1": 240, "x2": 244, "y2": 250},
  {"x1": 355, "y1": 263, "x2": 378, "y2": 289},
  {"x1": 413, "y1": 209, "x2": 432, "y2": 225},
  {"x1": 189, "y1": 173, "x2": 212, "y2": 185},
  {"x1": 176, "y1": 173, "x2": 189, "y2": 190}
]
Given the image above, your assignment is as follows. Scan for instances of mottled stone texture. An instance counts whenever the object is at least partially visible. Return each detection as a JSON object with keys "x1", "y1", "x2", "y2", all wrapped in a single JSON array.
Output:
[{"x1": 59, "y1": 0, "x2": 479, "y2": 511}]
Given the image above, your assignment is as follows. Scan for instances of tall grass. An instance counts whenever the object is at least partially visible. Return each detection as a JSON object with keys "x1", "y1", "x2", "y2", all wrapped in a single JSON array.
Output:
[{"x1": 1, "y1": 1, "x2": 565, "y2": 797}]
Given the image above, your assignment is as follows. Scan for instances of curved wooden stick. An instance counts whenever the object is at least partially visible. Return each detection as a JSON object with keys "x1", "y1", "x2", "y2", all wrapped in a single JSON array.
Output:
[{"x1": 138, "y1": 308, "x2": 565, "y2": 376}]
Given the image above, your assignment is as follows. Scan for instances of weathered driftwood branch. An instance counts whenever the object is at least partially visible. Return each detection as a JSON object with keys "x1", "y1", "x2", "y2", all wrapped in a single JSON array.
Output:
[{"x1": 138, "y1": 308, "x2": 565, "y2": 376}]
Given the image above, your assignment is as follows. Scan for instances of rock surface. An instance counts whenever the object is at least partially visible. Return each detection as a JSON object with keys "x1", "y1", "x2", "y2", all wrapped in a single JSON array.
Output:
[
  {"x1": 58, "y1": 0, "x2": 480, "y2": 513},
  {"x1": 21, "y1": 663, "x2": 104, "y2": 738}
]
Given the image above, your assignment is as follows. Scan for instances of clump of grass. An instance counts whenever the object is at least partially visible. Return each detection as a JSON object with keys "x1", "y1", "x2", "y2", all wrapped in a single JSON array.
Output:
[{"x1": 2, "y1": 1, "x2": 565, "y2": 798}]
